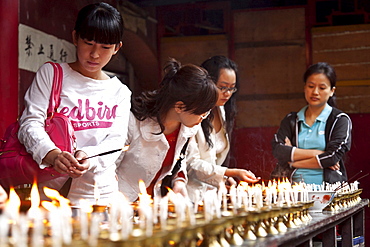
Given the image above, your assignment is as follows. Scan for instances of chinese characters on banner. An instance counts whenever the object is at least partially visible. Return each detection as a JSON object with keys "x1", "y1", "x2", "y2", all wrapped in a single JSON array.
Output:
[{"x1": 19, "y1": 24, "x2": 76, "y2": 72}]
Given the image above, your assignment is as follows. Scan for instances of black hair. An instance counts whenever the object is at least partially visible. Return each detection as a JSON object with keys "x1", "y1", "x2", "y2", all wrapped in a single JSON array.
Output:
[
  {"x1": 200, "y1": 55, "x2": 238, "y2": 148},
  {"x1": 132, "y1": 58, "x2": 218, "y2": 134},
  {"x1": 74, "y1": 2, "x2": 124, "y2": 45},
  {"x1": 303, "y1": 62, "x2": 337, "y2": 107}
]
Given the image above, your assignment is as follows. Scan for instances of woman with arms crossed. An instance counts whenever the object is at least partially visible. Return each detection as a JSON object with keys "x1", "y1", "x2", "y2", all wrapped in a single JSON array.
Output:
[{"x1": 271, "y1": 62, "x2": 352, "y2": 184}]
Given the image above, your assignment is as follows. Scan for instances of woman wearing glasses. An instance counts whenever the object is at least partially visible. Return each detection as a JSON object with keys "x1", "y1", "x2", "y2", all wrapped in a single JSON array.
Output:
[
  {"x1": 116, "y1": 58, "x2": 218, "y2": 201},
  {"x1": 186, "y1": 56, "x2": 260, "y2": 203}
]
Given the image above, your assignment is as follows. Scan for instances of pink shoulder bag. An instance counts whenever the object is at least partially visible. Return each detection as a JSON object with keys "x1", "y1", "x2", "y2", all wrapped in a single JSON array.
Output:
[{"x1": 0, "y1": 62, "x2": 76, "y2": 188}]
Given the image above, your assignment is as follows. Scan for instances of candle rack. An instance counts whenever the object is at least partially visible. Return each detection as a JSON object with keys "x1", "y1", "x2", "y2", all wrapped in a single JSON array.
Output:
[{"x1": 0, "y1": 182, "x2": 363, "y2": 247}]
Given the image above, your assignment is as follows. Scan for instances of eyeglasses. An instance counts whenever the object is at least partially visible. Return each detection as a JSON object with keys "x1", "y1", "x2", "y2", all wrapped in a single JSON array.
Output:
[
  {"x1": 200, "y1": 110, "x2": 211, "y2": 120},
  {"x1": 217, "y1": 86, "x2": 237, "y2": 94}
]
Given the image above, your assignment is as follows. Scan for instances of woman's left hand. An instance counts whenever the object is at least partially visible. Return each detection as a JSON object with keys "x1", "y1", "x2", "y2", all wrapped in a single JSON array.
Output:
[
  {"x1": 67, "y1": 150, "x2": 90, "y2": 178},
  {"x1": 285, "y1": 137, "x2": 292, "y2": 146},
  {"x1": 172, "y1": 180, "x2": 189, "y2": 199},
  {"x1": 328, "y1": 162, "x2": 340, "y2": 171},
  {"x1": 227, "y1": 168, "x2": 260, "y2": 183}
]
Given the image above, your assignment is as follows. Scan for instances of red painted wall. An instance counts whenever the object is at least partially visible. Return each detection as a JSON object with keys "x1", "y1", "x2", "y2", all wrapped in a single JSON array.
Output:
[{"x1": 0, "y1": 0, "x2": 19, "y2": 136}]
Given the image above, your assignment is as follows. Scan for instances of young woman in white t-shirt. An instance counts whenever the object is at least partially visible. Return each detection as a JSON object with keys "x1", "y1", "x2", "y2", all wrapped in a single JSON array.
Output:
[{"x1": 18, "y1": 3, "x2": 131, "y2": 206}]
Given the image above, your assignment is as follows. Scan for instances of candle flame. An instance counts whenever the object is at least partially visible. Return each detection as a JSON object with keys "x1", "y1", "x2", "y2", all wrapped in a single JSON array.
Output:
[
  {"x1": 138, "y1": 180, "x2": 153, "y2": 205},
  {"x1": 44, "y1": 187, "x2": 61, "y2": 200},
  {"x1": 6, "y1": 187, "x2": 21, "y2": 212},
  {"x1": 41, "y1": 201, "x2": 56, "y2": 212},
  {"x1": 168, "y1": 240, "x2": 176, "y2": 246},
  {"x1": 138, "y1": 180, "x2": 146, "y2": 195},
  {"x1": 43, "y1": 186, "x2": 70, "y2": 206},
  {"x1": 267, "y1": 180, "x2": 272, "y2": 187},
  {"x1": 30, "y1": 182, "x2": 40, "y2": 208},
  {"x1": 239, "y1": 181, "x2": 248, "y2": 189},
  {"x1": 166, "y1": 189, "x2": 176, "y2": 202},
  {"x1": 79, "y1": 199, "x2": 93, "y2": 213}
]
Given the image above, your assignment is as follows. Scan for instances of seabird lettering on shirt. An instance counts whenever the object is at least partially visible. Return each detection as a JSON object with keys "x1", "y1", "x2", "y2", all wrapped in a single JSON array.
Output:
[{"x1": 60, "y1": 99, "x2": 118, "y2": 131}]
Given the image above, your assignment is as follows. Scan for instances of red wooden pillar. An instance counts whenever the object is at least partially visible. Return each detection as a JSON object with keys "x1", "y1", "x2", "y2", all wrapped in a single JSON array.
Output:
[{"x1": 0, "y1": 0, "x2": 19, "y2": 136}]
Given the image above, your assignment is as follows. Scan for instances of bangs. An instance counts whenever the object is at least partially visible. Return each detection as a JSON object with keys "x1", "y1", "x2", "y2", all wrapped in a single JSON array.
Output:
[
  {"x1": 184, "y1": 79, "x2": 218, "y2": 115},
  {"x1": 77, "y1": 8, "x2": 123, "y2": 44},
  {"x1": 186, "y1": 89, "x2": 217, "y2": 115}
]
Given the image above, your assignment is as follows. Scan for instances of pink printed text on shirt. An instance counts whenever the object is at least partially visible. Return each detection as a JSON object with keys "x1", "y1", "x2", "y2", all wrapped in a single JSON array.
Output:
[{"x1": 59, "y1": 99, "x2": 118, "y2": 131}]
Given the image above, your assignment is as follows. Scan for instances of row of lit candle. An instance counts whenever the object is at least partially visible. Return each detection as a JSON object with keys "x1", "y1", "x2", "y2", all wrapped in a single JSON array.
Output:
[{"x1": 0, "y1": 178, "x2": 363, "y2": 247}]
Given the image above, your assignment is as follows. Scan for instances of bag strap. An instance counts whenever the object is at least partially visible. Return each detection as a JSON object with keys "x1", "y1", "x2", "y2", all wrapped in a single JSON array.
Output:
[
  {"x1": 44, "y1": 62, "x2": 71, "y2": 197},
  {"x1": 180, "y1": 138, "x2": 190, "y2": 158},
  {"x1": 46, "y1": 62, "x2": 63, "y2": 116},
  {"x1": 165, "y1": 138, "x2": 191, "y2": 176},
  {"x1": 173, "y1": 137, "x2": 190, "y2": 171},
  {"x1": 160, "y1": 138, "x2": 190, "y2": 197}
]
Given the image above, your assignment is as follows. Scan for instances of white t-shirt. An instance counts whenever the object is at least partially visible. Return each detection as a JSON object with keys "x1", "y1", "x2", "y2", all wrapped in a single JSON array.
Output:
[{"x1": 19, "y1": 63, "x2": 131, "y2": 206}]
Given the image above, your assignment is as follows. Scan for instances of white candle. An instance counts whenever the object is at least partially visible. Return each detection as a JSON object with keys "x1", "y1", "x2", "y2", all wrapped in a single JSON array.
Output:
[
  {"x1": 203, "y1": 191, "x2": 212, "y2": 222},
  {"x1": 28, "y1": 208, "x2": 44, "y2": 247},
  {"x1": 242, "y1": 190, "x2": 249, "y2": 210},
  {"x1": 0, "y1": 213, "x2": 9, "y2": 246},
  {"x1": 12, "y1": 213, "x2": 29, "y2": 247},
  {"x1": 94, "y1": 181, "x2": 100, "y2": 205},
  {"x1": 159, "y1": 196, "x2": 168, "y2": 230},
  {"x1": 247, "y1": 186, "x2": 253, "y2": 209},
  {"x1": 168, "y1": 191, "x2": 183, "y2": 228},
  {"x1": 145, "y1": 205, "x2": 153, "y2": 237},
  {"x1": 42, "y1": 187, "x2": 73, "y2": 246},
  {"x1": 109, "y1": 195, "x2": 120, "y2": 241},
  {"x1": 193, "y1": 190, "x2": 200, "y2": 214},
  {"x1": 237, "y1": 185, "x2": 243, "y2": 208},
  {"x1": 119, "y1": 195, "x2": 133, "y2": 240},
  {"x1": 137, "y1": 180, "x2": 153, "y2": 235},
  {"x1": 80, "y1": 208, "x2": 89, "y2": 241},
  {"x1": 284, "y1": 190, "x2": 291, "y2": 206},
  {"x1": 60, "y1": 204, "x2": 72, "y2": 245},
  {"x1": 213, "y1": 193, "x2": 221, "y2": 218},
  {"x1": 277, "y1": 190, "x2": 284, "y2": 206},
  {"x1": 265, "y1": 188, "x2": 271, "y2": 206},
  {"x1": 218, "y1": 182, "x2": 228, "y2": 212},
  {"x1": 79, "y1": 199, "x2": 93, "y2": 241},
  {"x1": 42, "y1": 201, "x2": 62, "y2": 247},
  {"x1": 27, "y1": 183, "x2": 44, "y2": 247},
  {"x1": 229, "y1": 185, "x2": 237, "y2": 214},
  {"x1": 294, "y1": 190, "x2": 298, "y2": 204},
  {"x1": 186, "y1": 201, "x2": 196, "y2": 225},
  {"x1": 256, "y1": 187, "x2": 263, "y2": 209},
  {"x1": 152, "y1": 195, "x2": 159, "y2": 225},
  {"x1": 89, "y1": 213, "x2": 100, "y2": 247}
]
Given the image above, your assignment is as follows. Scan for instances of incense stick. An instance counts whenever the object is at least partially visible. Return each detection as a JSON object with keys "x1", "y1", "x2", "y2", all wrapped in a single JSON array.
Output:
[
  {"x1": 347, "y1": 170, "x2": 363, "y2": 183},
  {"x1": 79, "y1": 146, "x2": 129, "y2": 161},
  {"x1": 334, "y1": 172, "x2": 369, "y2": 191}
]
